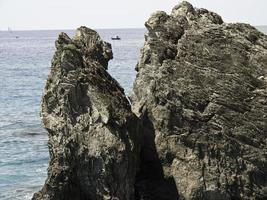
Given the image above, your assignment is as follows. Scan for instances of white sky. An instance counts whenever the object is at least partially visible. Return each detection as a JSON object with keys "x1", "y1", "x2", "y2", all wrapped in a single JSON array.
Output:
[{"x1": 0, "y1": 0, "x2": 266, "y2": 30}]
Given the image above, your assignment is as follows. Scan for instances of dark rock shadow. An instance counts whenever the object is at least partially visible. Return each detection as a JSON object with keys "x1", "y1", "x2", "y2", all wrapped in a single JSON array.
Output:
[{"x1": 135, "y1": 110, "x2": 179, "y2": 200}]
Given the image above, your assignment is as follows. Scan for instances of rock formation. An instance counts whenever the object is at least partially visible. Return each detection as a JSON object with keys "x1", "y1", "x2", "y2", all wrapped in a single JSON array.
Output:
[
  {"x1": 34, "y1": 2, "x2": 267, "y2": 200},
  {"x1": 32, "y1": 27, "x2": 139, "y2": 200},
  {"x1": 131, "y1": 1, "x2": 267, "y2": 200}
]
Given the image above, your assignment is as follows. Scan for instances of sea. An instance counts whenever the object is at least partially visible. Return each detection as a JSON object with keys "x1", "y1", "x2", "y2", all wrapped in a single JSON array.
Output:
[
  {"x1": 0, "y1": 28, "x2": 146, "y2": 200},
  {"x1": 0, "y1": 26, "x2": 266, "y2": 200}
]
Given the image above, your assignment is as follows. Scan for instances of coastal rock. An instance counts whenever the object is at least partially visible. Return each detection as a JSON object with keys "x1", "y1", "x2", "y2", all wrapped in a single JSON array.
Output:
[
  {"x1": 131, "y1": 1, "x2": 267, "y2": 200},
  {"x1": 32, "y1": 26, "x2": 139, "y2": 200}
]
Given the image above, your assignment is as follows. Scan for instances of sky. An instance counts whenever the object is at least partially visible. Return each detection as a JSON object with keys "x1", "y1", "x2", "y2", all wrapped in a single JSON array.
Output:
[{"x1": 0, "y1": 0, "x2": 266, "y2": 30}]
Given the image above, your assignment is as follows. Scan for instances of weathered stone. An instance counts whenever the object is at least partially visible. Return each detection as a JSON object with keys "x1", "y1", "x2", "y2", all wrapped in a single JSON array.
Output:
[
  {"x1": 33, "y1": 2, "x2": 267, "y2": 200},
  {"x1": 32, "y1": 26, "x2": 139, "y2": 200},
  {"x1": 131, "y1": 1, "x2": 267, "y2": 200}
]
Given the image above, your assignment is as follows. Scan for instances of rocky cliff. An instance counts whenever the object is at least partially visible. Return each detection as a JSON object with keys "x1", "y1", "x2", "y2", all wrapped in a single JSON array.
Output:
[
  {"x1": 34, "y1": 1, "x2": 267, "y2": 200},
  {"x1": 32, "y1": 27, "x2": 140, "y2": 200},
  {"x1": 131, "y1": 1, "x2": 267, "y2": 200}
]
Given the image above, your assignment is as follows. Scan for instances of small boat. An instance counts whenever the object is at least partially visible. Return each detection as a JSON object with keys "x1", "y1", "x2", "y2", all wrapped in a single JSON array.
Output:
[{"x1": 111, "y1": 35, "x2": 121, "y2": 40}]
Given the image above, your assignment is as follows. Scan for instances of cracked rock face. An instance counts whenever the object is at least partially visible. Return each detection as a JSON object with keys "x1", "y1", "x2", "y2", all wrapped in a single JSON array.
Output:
[
  {"x1": 33, "y1": 2, "x2": 267, "y2": 200},
  {"x1": 131, "y1": 1, "x2": 267, "y2": 200},
  {"x1": 32, "y1": 26, "x2": 139, "y2": 200}
]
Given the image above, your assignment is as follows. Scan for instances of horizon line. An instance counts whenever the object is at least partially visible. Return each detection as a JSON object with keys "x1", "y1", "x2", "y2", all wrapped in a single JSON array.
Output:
[
  {"x1": 1, "y1": 24, "x2": 267, "y2": 32},
  {"x1": 0, "y1": 27, "x2": 146, "y2": 32}
]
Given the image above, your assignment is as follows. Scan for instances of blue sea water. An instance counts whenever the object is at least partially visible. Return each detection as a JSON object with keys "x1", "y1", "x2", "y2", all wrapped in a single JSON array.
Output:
[
  {"x1": 0, "y1": 28, "x2": 145, "y2": 200},
  {"x1": 0, "y1": 26, "x2": 266, "y2": 200}
]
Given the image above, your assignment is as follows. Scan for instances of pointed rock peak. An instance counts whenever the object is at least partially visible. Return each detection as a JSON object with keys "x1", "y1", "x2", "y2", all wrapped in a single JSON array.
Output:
[
  {"x1": 73, "y1": 26, "x2": 100, "y2": 45},
  {"x1": 169, "y1": 1, "x2": 223, "y2": 25},
  {"x1": 76, "y1": 26, "x2": 98, "y2": 36},
  {"x1": 145, "y1": 11, "x2": 169, "y2": 29},
  {"x1": 171, "y1": 1, "x2": 195, "y2": 16},
  {"x1": 55, "y1": 32, "x2": 72, "y2": 49},
  {"x1": 73, "y1": 26, "x2": 113, "y2": 69},
  {"x1": 54, "y1": 26, "x2": 113, "y2": 70}
]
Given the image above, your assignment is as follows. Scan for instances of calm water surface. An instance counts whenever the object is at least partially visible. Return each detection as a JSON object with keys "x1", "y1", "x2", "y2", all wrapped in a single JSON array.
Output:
[{"x1": 0, "y1": 28, "x2": 145, "y2": 200}]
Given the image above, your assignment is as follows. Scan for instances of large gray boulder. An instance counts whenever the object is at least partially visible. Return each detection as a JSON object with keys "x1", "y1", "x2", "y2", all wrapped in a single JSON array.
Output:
[
  {"x1": 32, "y1": 26, "x2": 139, "y2": 200},
  {"x1": 131, "y1": 1, "x2": 267, "y2": 200}
]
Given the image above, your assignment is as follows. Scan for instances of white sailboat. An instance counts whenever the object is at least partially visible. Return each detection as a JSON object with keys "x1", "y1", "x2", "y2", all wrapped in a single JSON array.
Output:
[
  {"x1": 7, "y1": 27, "x2": 19, "y2": 38},
  {"x1": 8, "y1": 27, "x2": 12, "y2": 33}
]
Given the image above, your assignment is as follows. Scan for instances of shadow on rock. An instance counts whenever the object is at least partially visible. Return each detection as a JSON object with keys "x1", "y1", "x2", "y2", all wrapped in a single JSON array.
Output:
[{"x1": 135, "y1": 109, "x2": 179, "y2": 200}]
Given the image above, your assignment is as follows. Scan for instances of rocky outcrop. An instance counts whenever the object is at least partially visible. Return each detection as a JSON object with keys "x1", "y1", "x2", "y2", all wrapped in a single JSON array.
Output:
[
  {"x1": 34, "y1": 2, "x2": 267, "y2": 200},
  {"x1": 32, "y1": 26, "x2": 139, "y2": 200},
  {"x1": 131, "y1": 1, "x2": 267, "y2": 200}
]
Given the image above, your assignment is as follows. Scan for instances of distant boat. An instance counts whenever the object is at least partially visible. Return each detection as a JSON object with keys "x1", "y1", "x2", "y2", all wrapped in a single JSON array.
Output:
[{"x1": 111, "y1": 35, "x2": 121, "y2": 40}]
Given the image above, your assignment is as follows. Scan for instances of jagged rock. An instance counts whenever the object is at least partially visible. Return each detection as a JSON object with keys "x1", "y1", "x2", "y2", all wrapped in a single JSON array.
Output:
[
  {"x1": 131, "y1": 1, "x2": 267, "y2": 200},
  {"x1": 32, "y1": 26, "x2": 139, "y2": 200}
]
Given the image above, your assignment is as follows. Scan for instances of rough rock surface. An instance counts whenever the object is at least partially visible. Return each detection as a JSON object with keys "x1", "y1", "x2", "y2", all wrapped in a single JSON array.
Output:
[
  {"x1": 32, "y1": 26, "x2": 139, "y2": 200},
  {"x1": 131, "y1": 1, "x2": 267, "y2": 200}
]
